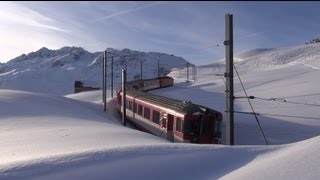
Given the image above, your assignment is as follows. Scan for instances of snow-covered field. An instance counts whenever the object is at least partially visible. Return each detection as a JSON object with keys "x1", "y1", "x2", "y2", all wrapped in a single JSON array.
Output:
[{"x1": 1, "y1": 43, "x2": 320, "y2": 179}]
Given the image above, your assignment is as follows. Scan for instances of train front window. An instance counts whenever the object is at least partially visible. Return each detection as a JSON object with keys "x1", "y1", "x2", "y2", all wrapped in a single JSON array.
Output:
[{"x1": 183, "y1": 120, "x2": 210, "y2": 135}]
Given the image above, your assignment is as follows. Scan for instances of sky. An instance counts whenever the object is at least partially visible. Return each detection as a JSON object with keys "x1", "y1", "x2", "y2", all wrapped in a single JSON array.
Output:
[{"x1": 0, "y1": 1, "x2": 320, "y2": 65}]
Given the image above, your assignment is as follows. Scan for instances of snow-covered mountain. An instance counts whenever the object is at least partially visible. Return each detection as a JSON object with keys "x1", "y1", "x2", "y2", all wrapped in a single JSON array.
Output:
[
  {"x1": 204, "y1": 42, "x2": 320, "y2": 71},
  {"x1": 233, "y1": 43, "x2": 320, "y2": 69},
  {"x1": 0, "y1": 47, "x2": 191, "y2": 95}
]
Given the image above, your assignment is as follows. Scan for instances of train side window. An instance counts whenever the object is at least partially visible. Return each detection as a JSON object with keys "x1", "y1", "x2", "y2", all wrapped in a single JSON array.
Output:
[
  {"x1": 128, "y1": 101, "x2": 133, "y2": 110},
  {"x1": 133, "y1": 102, "x2": 137, "y2": 113},
  {"x1": 176, "y1": 118, "x2": 182, "y2": 132},
  {"x1": 153, "y1": 111, "x2": 160, "y2": 124},
  {"x1": 144, "y1": 107, "x2": 150, "y2": 120},
  {"x1": 138, "y1": 104, "x2": 143, "y2": 116},
  {"x1": 126, "y1": 99, "x2": 129, "y2": 108}
]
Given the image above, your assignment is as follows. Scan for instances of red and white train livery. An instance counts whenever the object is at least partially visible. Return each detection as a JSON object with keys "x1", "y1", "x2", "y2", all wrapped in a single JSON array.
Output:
[{"x1": 117, "y1": 76, "x2": 222, "y2": 144}]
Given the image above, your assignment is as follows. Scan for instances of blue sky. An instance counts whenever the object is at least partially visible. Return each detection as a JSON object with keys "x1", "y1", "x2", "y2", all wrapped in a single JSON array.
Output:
[{"x1": 0, "y1": 1, "x2": 320, "y2": 65}]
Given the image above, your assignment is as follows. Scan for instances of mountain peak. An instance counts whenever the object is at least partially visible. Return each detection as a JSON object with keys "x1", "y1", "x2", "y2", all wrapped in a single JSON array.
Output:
[{"x1": 0, "y1": 46, "x2": 191, "y2": 95}]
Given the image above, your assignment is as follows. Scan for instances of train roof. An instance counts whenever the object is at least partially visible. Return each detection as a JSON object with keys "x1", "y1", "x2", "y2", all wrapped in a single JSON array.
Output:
[
  {"x1": 125, "y1": 89, "x2": 221, "y2": 116},
  {"x1": 126, "y1": 76, "x2": 173, "y2": 85}
]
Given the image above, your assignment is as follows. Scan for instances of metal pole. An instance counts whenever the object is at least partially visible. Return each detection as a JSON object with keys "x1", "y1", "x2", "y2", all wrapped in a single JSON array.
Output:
[
  {"x1": 224, "y1": 13, "x2": 234, "y2": 145},
  {"x1": 105, "y1": 50, "x2": 108, "y2": 102},
  {"x1": 122, "y1": 69, "x2": 127, "y2": 126},
  {"x1": 103, "y1": 51, "x2": 106, "y2": 112},
  {"x1": 111, "y1": 56, "x2": 114, "y2": 98},
  {"x1": 187, "y1": 63, "x2": 189, "y2": 82},
  {"x1": 194, "y1": 65, "x2": 197, "y2": 81},
  {"x1": 140, "y1": 61, "x2": 143, "y2": 80},
  {"x1": 158, "y1": 60, "x2": 160, "y2": 78}
]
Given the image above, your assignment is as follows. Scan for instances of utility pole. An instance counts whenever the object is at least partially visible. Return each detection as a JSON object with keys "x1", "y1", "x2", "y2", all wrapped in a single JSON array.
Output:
[
  {"x1": 111, "y1": 56, "x2": 114, "y2": 98},
  {"x1": 122, "y1": 69, "x2": 127, "y2": 126},
  {"x1": 140, "y1": 61, "x2": 143, "y2": 80},
  {"x1": 224, "y1": 13, "x2": 234, "y2": 145},
  {"x1": 105, "y1": 50, "x2": 108, "y2": 103},
  {"x1": 194, "y1": 65, "x2": 197, "y2": 81},
  {"x1": 158, "y1": 60, "x2": 160, "y2": 78},
  {"x1": 186, "y1": 63, "x2": 189, "y2": 82},
  {"x1": 103, "y1": 50, "x2": 106, "y2": 112}
]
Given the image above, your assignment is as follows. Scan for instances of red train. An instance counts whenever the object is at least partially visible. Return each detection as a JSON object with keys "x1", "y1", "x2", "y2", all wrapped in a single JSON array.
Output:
[
  {"x1": 117, "y1": 76, "x2": 222, "y2": 144},
  {"x1": 127, "y1": 76, "x2": 174, "y2": 91}
]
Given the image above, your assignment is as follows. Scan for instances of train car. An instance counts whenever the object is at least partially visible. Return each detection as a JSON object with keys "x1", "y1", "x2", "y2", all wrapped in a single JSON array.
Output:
[
  {"x1": 117, "y1": 89, "x2": 222, "y2": 144},
  {"x1": 159, "y1": 76, "x2": 174, "y2": 88},
  {"x1": 127, "y1": 76, "x2": 174, "y2": 91}
]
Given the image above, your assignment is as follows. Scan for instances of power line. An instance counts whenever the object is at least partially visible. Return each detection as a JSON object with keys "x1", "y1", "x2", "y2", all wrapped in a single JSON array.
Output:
[
  {"x1": 254, "y1": 97, "x2": 320, "y2": 107},
  {"x1": 233, "y1": 64, "x2": 269, "y2": 145},
  {"x1": 235, "y1": 96, "x2": 320, "y2": 107},
  {"x1": 234, "y1": 111, "x2": 320, "y2": 121}
]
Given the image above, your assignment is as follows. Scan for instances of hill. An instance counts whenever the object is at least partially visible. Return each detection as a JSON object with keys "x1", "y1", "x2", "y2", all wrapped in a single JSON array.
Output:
[{"x1": 1, "y1": 86, "x2": 320, "y2": 179}]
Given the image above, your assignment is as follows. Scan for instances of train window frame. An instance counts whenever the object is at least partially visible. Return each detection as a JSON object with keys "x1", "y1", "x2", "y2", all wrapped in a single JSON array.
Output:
[
  {"x1": 133, "y1": 102, "x2": 137, "y2": 113},
  {"x1": 176, "y1": 118, "x2": 182, "y2": 132},
  {"x1": 138, "y1": 104, "x2": 143, "y2": 116},
  {"x1": 144, "y1": 107, "x2": 150, "y2": 120},
  {"x1": 128, "y1": 100, "x2": 133, "y2": 111},
  {"x1": 153, "y1": 110, "x2": 160, "y2": 124},
  {"x1": 126, "y1": 99, "x2": 129, "y2": 108}
]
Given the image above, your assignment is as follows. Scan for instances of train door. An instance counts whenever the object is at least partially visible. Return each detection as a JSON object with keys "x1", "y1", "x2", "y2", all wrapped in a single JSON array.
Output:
[{"x1": 167, "y1": 114, "x2": 174, "y2": 142}]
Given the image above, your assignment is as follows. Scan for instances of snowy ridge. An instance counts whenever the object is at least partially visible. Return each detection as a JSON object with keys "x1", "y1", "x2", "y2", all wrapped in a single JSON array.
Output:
[
  {"x1": 221, "y1": 136, "x2": 320, "y2": 179},
  {"x1": 235, "y1": 48, "x2": 276, "y2": 59},
  {"x1": 208, "y1": 43, "x2": 320, "y2": 72},
  {"x1": 0, "y1": 46, "x2": 191, "y2": 95},
  {"x1": 235, "y1": 43, "x2": 320, "y2": 70}
]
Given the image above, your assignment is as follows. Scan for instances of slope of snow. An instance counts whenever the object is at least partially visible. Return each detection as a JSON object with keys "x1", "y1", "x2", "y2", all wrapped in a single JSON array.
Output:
[
  {"x1": 209, "y1": 43, "x2": 320, "y2": 72},
  {"x1": 234, "y1": 43, "x2": 320, "y2": 70},
  {"x1": 221, "y1": 136, "x2": 320, "y2": 180},
  {"x1": 235, "y1": 48, "x2": 276, "y2": 59},
  {"x1": 1, "y1": 89, "x2": 320, "y2": 179}
]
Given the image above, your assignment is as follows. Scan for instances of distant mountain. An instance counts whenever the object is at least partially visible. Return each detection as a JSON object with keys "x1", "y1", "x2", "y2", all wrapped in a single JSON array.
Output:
[
  {"x1": 0, "y1": 46, "x2": 191, "y2": 95},
  {"x1": 235, "y1": 48, "x2": 275, "y2": 59},
  {"x1": 204, "y1": 43, "x2": 320, "y2": 72},
  {"x1": 234, "y1": 43, "x2": 320, "y2": 70}
]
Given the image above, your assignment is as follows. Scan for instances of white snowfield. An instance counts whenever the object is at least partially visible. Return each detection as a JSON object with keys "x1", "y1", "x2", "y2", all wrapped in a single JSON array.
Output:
[
  {"x1": 1, "y1": 43, "x2": 320, "y2": 179},
  {"x1": 1, "y1": 89, "x2": 320, "y2": 180}
]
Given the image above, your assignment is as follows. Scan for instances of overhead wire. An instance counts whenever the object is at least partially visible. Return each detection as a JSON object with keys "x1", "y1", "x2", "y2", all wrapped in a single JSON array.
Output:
[
  {"x1": 235, "y1": 95, "x2": 320, "y2": 107},
  {"x1": 253, "y1": 97, "x2": 320, "y2": 107},
  {"x1": 234, "y1": 111, "x2": 320, "y2": 121},
  {"x1": 233, "y1": 64, "x2": 269, "y2": 145}
]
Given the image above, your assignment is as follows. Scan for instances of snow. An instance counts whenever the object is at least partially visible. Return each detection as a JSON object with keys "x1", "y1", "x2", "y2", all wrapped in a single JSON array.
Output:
[{"x1": 1, "y1": 43, "x2": 320, "y2": 179}]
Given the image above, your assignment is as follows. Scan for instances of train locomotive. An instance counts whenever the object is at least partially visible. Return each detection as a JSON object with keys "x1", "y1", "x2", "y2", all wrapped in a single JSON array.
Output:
[{"x1": 117, "y1": 76, "x2": 222, "y2": 144}]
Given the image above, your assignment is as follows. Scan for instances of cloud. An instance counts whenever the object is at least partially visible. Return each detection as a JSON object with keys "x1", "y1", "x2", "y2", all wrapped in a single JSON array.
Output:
[
  {"x1": 94, "y1": 2, "x2": 162, "y2": 22},
  {"x1": 235, "y1": 32, "x2": 264, "y2": 42},
  {"x1": 0, "y1": 2, "x2": 72, "y2": 62},
  {"x1": 0, "y1": 2, "x2": 69, "y2": 32}
]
